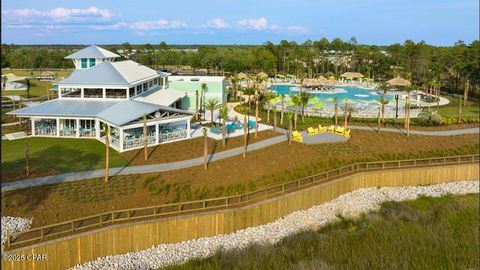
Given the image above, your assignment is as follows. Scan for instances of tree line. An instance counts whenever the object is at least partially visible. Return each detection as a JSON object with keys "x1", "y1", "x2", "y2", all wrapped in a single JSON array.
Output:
[{"x1": 2, "y1": 38, "x2": 479, "y2": 96}]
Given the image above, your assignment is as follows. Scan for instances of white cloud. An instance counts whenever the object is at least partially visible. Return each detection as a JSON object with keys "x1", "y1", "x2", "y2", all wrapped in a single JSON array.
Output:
[
  {"x1": 237, "y1": 18, "x2": 268, "y2": 30},
  {"x1": 286, "y1": 25, "x2": 310, "y2": 34},
  {"x1": 2, "y1": 6, "x2": 113, "y2": 23},
  {"x1": 89, "y1": 22, "x2": 129, "y2": 31},
  {"x1": 130, "y1": 19, "x2": 187, "y2": 30},
  {"x1": 206, "y1": 18, "x2": 230, "y2": 29}
]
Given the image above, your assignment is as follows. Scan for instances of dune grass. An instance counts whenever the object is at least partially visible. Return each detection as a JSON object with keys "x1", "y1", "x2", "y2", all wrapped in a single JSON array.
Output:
[{"x1": 166, "y1": 194, "x2": 479, "y2": 270}]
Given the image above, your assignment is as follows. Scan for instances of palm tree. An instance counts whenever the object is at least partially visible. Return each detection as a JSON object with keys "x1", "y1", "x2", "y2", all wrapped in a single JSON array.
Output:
[
  {"x1": 103, "y1": 123, "x2": 110, "y2": 182},
  {"x1": 290, "y1": 95, "x2": 301, "y2": 129},
  {"x1": 464, "y1": 79, "x2": 470, "y2": 107},
  {"x1": 254, "y1": 91, "x2": 259, "y2": 138},
  {"x1": 143, "y1": 113, "x2": 148, "y2": 161},
  {"x1": 287, "y1": 112, "x2": 293, "y2": 146},
  {"x1": 195, "y1": 90, "x2": 199, "y2": 120},
  {"x1": 201, "y1": 83, "x2": 207, "y2": 119},
  {"x1": 243, "y1": 115, "x2": 247, "y2": 159},
  {"x1": 219, "y1": 105, "x2": 228, "y2": 147},
  {"x1": 378, "y1": 82, "x2": 389, "y2": 124},
  {"x1": 377, "y1": 103, "x2": 382, "y2": 133},
  {"x1": 404, "y1": 86, "x2": 412, "y2": 136},
  {"x1": 204, "y1": 98, "x2": 221, "y2": 124},
  {"x1": 202, "y1": 128, "x2": 208, "y2": 170},
  {"x1": 273, "y1": 107, "x2": 277, "y2": 131},
  {"x1": 242, "y1": 87, "x2": 256, "y2": 114},
  {"x1": 280, "y1": 94, "x2": 285, "y2": 125},
  {"x1": 230, "y1": 76, "x2": 237, "y2": 100},
  {"x1": 457, "y1": 96, "x2": 462, "y2": 124},
  {"x1": 298, "y1": 90, "x2": 313, "y2": 121},
  {"x1": 24, "y1": 126, "x2": 30, "y2": 177},
  {"x1": 344, "y1": 98, "x2": 349, "y2": 128},
  {"x1": 333, "y1": 96, "x2": 339, "y2": 125}
]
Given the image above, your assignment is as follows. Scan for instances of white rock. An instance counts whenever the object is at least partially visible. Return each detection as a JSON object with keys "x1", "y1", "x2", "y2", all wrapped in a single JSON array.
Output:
[{"x1": 65, "y1": 180, "x2": 478, "y2": 269}]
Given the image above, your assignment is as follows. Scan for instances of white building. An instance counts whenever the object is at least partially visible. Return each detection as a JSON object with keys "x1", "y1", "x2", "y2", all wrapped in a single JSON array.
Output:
[{"x1": 10, "y1": 45, "x2": 198, "y2": 153}]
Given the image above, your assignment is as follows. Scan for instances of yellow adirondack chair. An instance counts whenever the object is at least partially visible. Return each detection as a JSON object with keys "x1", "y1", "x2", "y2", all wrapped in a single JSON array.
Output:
[
  {"x1": 328, "y1": 125, "x2": 335, "y2": 133},
  {"x1": 318, "y1": 125, "x2": 327, "y2": 133},
  {"x1": 335, "y1": 127, "x2": 345, "y2": 135},
  {"x1": 343, "y1": 129, "x2": 351, "y2": 137},
  {"x1": 307, "y1": 127, "x2": 318, "y2": 136}
]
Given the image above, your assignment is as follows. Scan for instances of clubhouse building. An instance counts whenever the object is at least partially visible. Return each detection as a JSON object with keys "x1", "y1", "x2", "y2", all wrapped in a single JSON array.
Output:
[{"x1": 10, "y1": 45, "x2": 226, "y2": 152}]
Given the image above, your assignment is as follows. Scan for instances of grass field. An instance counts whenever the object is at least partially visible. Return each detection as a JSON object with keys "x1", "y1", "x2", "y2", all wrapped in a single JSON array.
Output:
[
  {"x1": 437, "y1": 96, "x2": 480, "y2": 119},
  {"x1": 166, "y1": 194, "x2": 479, "y2": 270},
  {"x1": 1, "y1": 137, "x2": 128, "y2": 181},
  {"x1": 2, "y1": 130, "x2": 478, "y2": 227},
  {"x1": 2, "y1": 69, "x2": 72, "y2": 98}
]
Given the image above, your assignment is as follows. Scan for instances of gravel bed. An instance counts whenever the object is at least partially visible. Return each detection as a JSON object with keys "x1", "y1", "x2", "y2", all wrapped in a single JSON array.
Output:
[
  {"x1": 1, "y1": 216, "x2": 32, "y2": 250},
  {"x1": 67, "y1": 180, "x2": 476, "y2": 269}
]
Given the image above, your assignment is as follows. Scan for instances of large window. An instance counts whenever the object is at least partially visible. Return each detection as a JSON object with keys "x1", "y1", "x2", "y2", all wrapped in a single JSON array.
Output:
[
  {"x1": 61, "y1": 87, "x2": 81, "y2": 98},
  {"x1": 84, "y1": 88, "x2": 103, "y2": 98},
  {"x1": 89, "y1": 58, "x2": 96, "y2": 67},
  {"x1": 153, "y1": 78, "x2": 158, "y2": 85},
  {"x1": 148, "y1": 80, "x2": 153, "y2": 88},
  {"x1": 81, "y1": 58, "x2": 87, "y2": 68},
  {"x1": 143, "y1": 82, "x2": 148, "y2": 91},
  {"x1": 129, "y1": 87, "x2": 135, "y2": 98},
  {"x1": 136, "y1": 85, "x2": 142, "y2": 94},
  {"x1": 106, "y1": 88, "x2": 127, "y2": 99}
]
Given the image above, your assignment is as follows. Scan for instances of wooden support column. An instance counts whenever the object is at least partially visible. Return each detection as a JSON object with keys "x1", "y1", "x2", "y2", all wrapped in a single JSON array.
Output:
[
  {"x1": 56, "y1": 118, "x2": 60, "y2": 137},
  {"x1": 76, "y1": 119, "x2": 80, "y2": 138}
]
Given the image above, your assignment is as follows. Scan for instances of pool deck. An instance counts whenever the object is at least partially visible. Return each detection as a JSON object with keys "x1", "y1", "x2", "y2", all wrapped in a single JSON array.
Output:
[{"x1": 300, "y1": 131, "x2": 349, "y2": 144}]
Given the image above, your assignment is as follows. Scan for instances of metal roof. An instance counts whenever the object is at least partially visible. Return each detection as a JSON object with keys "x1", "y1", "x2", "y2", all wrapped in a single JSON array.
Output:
[
  {"x1": 9, "y1": 99, "x2": 192, "y2": 127},
  {"x1": 59, "y1": 60, "x2": 158, "y2": 85},
  {"x1": 65, "y1": 45, "x2": 120, "y2": 59},
  {"x1": 8, "y1": 99, "x2": 119, "y2": 118},
  {"x1": 134, "y1": 88, "x2": 186, "y2": 106}
]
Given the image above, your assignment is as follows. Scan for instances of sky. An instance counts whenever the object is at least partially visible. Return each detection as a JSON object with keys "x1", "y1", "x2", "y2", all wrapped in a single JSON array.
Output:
[{"x1": 1, "y1": 0, "x2": 478, "y2": 46}]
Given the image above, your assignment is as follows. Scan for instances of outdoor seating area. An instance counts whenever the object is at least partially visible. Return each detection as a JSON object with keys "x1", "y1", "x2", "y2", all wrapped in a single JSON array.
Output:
[
  {"x1": 34, "y1": 119, "x2": 57, "y2": 136},
  {"x1": 307, "y1": 124, "x2": 351, "y2": 138}
]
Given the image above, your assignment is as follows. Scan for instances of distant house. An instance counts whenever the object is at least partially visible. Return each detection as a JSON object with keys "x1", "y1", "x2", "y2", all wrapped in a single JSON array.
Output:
[{"x1": 9, "y1": 45, "x2": 224, "y2": 152}]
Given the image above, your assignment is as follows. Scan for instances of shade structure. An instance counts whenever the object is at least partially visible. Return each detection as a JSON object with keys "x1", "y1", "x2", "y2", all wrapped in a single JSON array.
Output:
[
  {"x1": 276, "y1": 74, "x2": 286, "y2": 78},
  {"x1": 387, "y1": 76, "x2": 411, "y2": 86},
  {"x1": 236, "y1": 72, "x2": 247, "y2": 80},
  {"x1": 257, "y1": 72, "x2": 268, "y2": 78},
  {"x1": 286, "y1": 74, "x2": 296, "y2": 78},
  {"x1": 341, "y1": 72, "x2": 364, "y2": 79}
]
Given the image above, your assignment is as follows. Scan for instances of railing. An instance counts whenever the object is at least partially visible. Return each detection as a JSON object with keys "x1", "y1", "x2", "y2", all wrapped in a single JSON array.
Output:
[
  {"x1": 123, "y1": 134, "x2": 156, "y2": 150},
  {"x1": 5, "y1": 154, "x2": 478, "y2": 249},
  {"x1": 159, "y1": 130, "x2": 187, "y2": 143}
]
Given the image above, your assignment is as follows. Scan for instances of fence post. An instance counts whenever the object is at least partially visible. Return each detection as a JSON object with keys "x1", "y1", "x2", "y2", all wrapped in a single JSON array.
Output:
[
  {"x1": 41, "y1": 227, "x2": 44, "y2": 240},
  {"x1": 203, "y1": 200, "x2": 206, "y2": 209},
  {"x1": 71, "y1": 221, "x2": 74, "y2": 233},
  {"x1": 7, "y1": 232, "x2": 11, "y2": 247},
  {"x1": 282, "y1": 184, "x2": 285, "y2": 193}
]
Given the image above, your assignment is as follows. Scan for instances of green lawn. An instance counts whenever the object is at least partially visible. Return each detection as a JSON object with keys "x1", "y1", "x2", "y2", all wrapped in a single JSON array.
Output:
[
  {"x1": 437, "y1": 96, "x2": 480, "y2": 119},
  {"x1": 1, "y1": 137, "x2": 128, "y2": 181},
  {"x1": 167, "y1": 194, "x2": 479, "y2": 270},
  {"x1": 2, "y1": 69, "x2": 72, "y2": 98}
]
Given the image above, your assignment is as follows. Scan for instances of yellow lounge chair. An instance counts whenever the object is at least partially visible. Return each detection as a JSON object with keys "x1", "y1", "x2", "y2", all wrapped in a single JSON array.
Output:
[
  {"x1": 335, "y1": 127, "x2": 345, "y2": 135},
  {"x1": 318, "y1": 125, "x2": 327, "y2": 133},
  {"x1": 292, "y1": 130, "x2": 303, "y2": 142},
  {"x1": 307, "y1": 127, "x2": 318, "y2": 136},
  {"x1": 343, "y1": 129, "x2": 351, "y2": 137},
  {"x1": 328, "y1": 125, "x2": 335, "y2": 133}
]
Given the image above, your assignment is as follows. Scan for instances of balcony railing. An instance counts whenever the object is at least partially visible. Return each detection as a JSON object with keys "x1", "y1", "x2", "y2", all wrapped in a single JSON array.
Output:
[{"x1": 159, "y1": 130, "x2": 187, "y2": 143}]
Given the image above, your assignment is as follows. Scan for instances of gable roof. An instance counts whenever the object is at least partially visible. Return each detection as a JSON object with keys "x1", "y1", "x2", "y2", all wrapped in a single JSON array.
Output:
[
  {"x1": 59, "y1": 60, "x2": 159, "y2": 85},
  {"x1": 65, "y1": 45, "x2": 120, "y2": 59}
]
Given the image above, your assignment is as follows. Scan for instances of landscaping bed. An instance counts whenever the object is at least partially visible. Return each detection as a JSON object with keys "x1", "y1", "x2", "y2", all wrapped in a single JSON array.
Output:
[{"x1": 2, "y1": 130, "x2": 478, "y2": 228}]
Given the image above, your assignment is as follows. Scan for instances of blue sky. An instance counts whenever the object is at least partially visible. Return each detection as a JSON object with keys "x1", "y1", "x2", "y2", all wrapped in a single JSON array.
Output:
[{"x1": 2, "y1": 0, "x2": 478, "y2": 45}]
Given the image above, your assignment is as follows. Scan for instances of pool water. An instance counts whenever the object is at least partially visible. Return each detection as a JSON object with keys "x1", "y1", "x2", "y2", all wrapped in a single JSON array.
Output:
[{"x1": 271, "y1": 84, "x2": 392, "y2": 104}]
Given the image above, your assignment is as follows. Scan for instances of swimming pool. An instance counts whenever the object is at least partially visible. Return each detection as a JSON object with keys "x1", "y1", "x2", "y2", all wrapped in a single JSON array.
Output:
[{"x1": 270, "y1": 84, "x2": 393, "y2": 104}]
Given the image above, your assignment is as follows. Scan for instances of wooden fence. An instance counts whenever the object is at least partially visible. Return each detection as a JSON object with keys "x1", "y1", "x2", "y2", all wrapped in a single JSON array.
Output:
[
  {"x1": 5, "y1": 154, "x2": 478, "y2": 250},
  {"x1": 1, "y1": 161, "x2": 479, "y2": 270}
]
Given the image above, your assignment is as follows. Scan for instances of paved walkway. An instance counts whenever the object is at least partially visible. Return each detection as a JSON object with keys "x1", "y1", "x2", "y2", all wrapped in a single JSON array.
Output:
[
  {"x1": 1, "y1": 134, "x2": 289, "y2": 192},
  {"x1": 348, "y1": 125, "x2": 479, "y2": 136}
]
